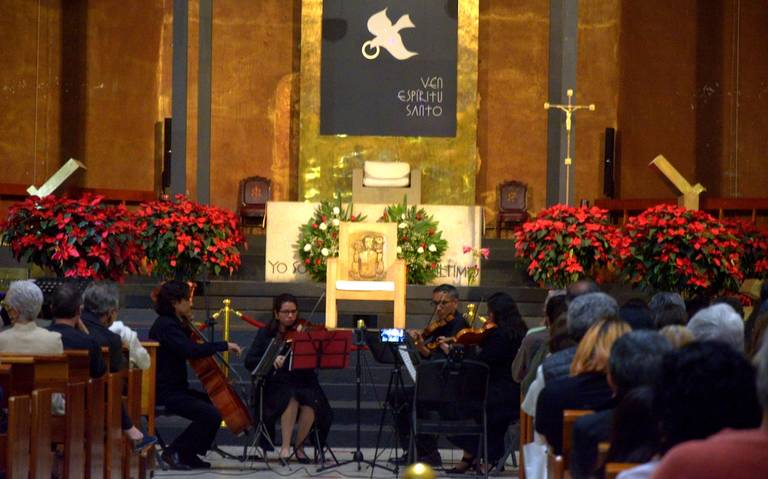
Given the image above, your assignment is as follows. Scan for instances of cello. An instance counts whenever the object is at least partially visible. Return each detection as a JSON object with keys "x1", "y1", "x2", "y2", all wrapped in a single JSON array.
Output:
[{"x1": 176, "y1": 301, "x2": 253, "y2": 436}]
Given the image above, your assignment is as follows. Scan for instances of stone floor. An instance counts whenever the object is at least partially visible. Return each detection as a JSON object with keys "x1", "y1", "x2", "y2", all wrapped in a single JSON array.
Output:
[{"x1": 153, "y1": 447, "x2": 520, "y2": 478}]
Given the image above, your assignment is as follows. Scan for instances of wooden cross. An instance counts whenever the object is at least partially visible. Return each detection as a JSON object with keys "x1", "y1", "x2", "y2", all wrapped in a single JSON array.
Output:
[{"x1": 545, "y1": 89, "x2": 595, "y2": 206}]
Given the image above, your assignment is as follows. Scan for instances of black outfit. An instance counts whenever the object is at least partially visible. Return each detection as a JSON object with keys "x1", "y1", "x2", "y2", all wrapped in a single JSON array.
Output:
[
  {"x1": 391, "y1": 314, "x2": 466, "y2": 458},
  {"x1": 149, "y1": 314, "x2": 228, "y2": 461},
  {"x1": 244, "y1": 327, "x2": 333, "y2": 449},
  {"x1": 535, "y1": 372, "x2": 613, "y2": 455},
  {"x1": 541, "y1": 345, "x2": 577, "y2": 383},
  {"x1": 81, "y1": 310, "x2": 134, "y2": 430},
  {"x1": 570, "y1": 409, "x2": 614, "y2": 479},
  {"x1": 49, "y1": 322, "x2": 107, "y2": 379},
  {"x1": 446, "y1": 327, "x2": 523, "y2": 464}
]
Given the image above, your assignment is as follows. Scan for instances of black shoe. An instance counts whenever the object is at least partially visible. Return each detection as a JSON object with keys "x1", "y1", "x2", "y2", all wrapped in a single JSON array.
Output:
[
  {"x1": 388, "y1": 453, "x2": 409, "y2": 466},
  {"x1": 179, "y1": 454, "x2": 211, "y2": 469},
  {"x1": 294, "y1": 447, "x2": 312, "y2": 464},
  {"x1": 418, "y1": 450, "x2": 442, "y2": 468},
  {"x1": 160, "y1": 450, "x2": 191, "y2": 471}
]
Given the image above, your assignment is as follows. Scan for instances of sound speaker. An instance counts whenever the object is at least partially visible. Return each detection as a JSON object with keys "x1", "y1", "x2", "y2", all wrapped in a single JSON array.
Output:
[
  {"x1": 603, "y1": 127, "x2": 615, "y2": 198},
  {"x1": 162, "y1": 117, "x2": 172, "y2": 189}
]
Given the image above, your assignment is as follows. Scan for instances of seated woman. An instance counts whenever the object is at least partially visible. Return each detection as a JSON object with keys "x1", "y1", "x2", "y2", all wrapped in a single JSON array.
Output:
[
  {"x1": 535, "y1": 316, "x2": 631, "y2": 455},
  {"x1": 244, "y1": 293, "x2": 332, "y2": 464},
  {"x1": 437, "y1": 292, "x2": 528, "y2": 473}
]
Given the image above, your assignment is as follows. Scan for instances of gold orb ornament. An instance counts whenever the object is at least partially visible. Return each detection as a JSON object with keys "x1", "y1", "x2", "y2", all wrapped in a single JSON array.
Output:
[{"x1": 403, "y1": 462, "x2": 437, "y2": 479}]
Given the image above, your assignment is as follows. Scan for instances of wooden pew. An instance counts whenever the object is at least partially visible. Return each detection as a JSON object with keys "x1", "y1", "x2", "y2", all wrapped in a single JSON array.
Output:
[
  {"x1": 31, "y1": 388, "x2": 53, "y2": 479},
  {"x1": 519, "y1": 407, "x2": 534, "y2": 479},
  {"x1": 86, "y1": 375, "x2": 106, "y2": 479},
  {"x1": 105, "y1": 372, "x2": 124, "y2": 478},
  {"x1": 122, "y1": 368, "x2": 143, "y2": 479},
  {"x1": 545, "y1": 409, "x2": 595, "y2": 479},
  {"x1": 63, "y1": 381, "x2": 87, "y2": 479},
  {"x1": 6, "y1": 395, "x2": 32, "y2": 479},
  {"x1": 140, "y1": 342, "x2": 159, "y2": 435}
]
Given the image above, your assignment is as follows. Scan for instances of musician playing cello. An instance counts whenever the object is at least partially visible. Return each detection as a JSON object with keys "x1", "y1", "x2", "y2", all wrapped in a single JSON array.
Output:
[
  {"x1": 244, "y1": 293, "x2": 333, "y2": 464},
  {"x1": 149, "y1": 280, "x2": 243, "y2": 470}
]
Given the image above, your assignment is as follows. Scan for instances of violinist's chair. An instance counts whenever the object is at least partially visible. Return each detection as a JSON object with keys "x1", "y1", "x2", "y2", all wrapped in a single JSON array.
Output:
[
  {"x1": 496, "y1": 180, "x2": 529, "y2": 238},
  {"x1": 352, "y1": 160, "x2": 421, "y2": 204},
  {"x1": 237, "y1": 176, "x2": 271, "y2": 232},
  {"x1": 410, "y1": 359, "x2": 491, "y2": 478},
  {"x1": 325, "y1": 222, "x2": 406, "y2": 329}
]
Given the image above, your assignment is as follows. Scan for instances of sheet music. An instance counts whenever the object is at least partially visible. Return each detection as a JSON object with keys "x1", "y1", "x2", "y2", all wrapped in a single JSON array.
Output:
[{"x1": 398, "y1": 345, "x2": 416, "y2": 382}]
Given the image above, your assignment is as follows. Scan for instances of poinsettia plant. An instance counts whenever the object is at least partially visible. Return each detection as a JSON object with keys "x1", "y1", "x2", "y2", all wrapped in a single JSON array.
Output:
[
  {"x1": 1, "y1": 195, "x2": 141, "y2": 281},
  {"x1": 514, "y1": 205, "x2": 615, "y2": 288},
  {"x1": 723, "y1": 219, "x2": 768, "y2": 279},
  {"x1": 614, "y1": 205, "x2": 743, "y2": 297},
  {"x1": 380, "y1": 202, "x2": 448, "y2": 285},
  {"x1": 133, "y1": 195, "x2": 245, "y2": 279},
  {"x1": 296, "y1": 197, "x2": 365, "y2": 282}
]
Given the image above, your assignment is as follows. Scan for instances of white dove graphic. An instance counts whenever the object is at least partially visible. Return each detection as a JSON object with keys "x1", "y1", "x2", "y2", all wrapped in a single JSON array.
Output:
[{"x1": 362, "y1": 8, "x2": 418, "y2": 61}]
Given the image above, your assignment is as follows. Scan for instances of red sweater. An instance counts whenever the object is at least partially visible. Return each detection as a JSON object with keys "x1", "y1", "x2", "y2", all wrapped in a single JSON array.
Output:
[{"x1": 652, "y1": 427, "x2": 768, "y2": 479}]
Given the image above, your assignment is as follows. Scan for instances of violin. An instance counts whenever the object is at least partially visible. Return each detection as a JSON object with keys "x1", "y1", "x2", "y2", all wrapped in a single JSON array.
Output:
[{"x1": 442, "y1": 318, "x2": 497, "y2": 347}]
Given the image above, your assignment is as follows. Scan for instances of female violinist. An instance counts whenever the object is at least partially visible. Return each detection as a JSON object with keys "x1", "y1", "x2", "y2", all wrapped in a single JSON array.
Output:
[
  {"x1": 148, "y1": 280, "x2": 243, "y2": 470},
  {"x1": 437, "y1": 291, "x2": 528, "y2": 473},
  {"x1": 244, "y1": 293, "x2": 333, "y2": 464}
]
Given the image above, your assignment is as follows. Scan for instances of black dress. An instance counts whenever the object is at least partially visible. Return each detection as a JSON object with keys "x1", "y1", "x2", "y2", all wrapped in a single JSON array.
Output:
[
  {"x1": 448, "y1": 327, "x2": 522, "y2": 463},
  {"x1": 244, "y1": 327, "x2": 333, "y2": 449}
]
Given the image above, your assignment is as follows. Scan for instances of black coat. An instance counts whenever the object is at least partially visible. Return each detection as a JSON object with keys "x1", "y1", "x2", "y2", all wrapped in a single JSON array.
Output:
[
  {"x1": 148, "y1": 314, "x2": 228, "y2": 398},
  {"x1": 49, "y1": 322, "x2": 107, "y2": 379},
  {"x1": 81, "y1": 310, "x2": 124, "y2": 373}
]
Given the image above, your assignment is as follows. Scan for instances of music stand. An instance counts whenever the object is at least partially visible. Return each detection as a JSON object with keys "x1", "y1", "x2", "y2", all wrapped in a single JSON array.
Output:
[
  {"x1": 367, "y1": 331, "x2": 420, "y2": 476},
  {"x1": 244, "y1": 338, "x2": 284, "y2": 464},
  {"x1": 290, "y1": 330, "x2": 351, "y2": 468}
]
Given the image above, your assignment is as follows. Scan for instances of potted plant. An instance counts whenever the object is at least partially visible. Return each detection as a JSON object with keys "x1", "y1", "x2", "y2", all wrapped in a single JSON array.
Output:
[
  {"x1": 614, "y1": 205, "x2": 743, "y2": 297},
  {"x1": 513, "y1": 205, "x2": 615, "y2": 288},
  {"x1": 1, "y1": 195, "x2": 141, "y2": 281},
  {"x1": 133, "y1": 195, "x2": 245, "y2": 279},
  {"x1": 380, "y1": 201, "x2": 448, "y2": 285}
]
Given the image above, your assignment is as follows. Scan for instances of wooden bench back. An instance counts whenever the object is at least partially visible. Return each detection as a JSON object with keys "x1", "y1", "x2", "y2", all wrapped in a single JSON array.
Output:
[
  {"x1": 562, "y1": 409, "x2": 594, "y2": 469},
  {"x1": 104, "y1": 371, "x2": 124, "y2": 478},
  {"x1": 140, "y1": 341, "x2": 159, "y2": 434},
  {"x1": 86, "y1": 375, "x2": 106, "y2": 479},
  {"x1": 7, "y1": 395, "x2": 31, "y2": 479},
  {"x1": 64, "y1": 381, "x2": 87, "y2": 479},
  {"x1": 31, "y1": 388, "x2": 53, "y2": 479}
]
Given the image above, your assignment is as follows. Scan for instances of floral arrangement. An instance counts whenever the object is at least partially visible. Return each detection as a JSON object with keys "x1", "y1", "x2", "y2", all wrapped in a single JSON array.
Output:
[
  {"x1": 133, "y1": 195, "x2": 245, "y2": 279},
  {"x1": 614, "y1": 205, "x2": 742, "y2": 297},
  {"x1": 1, "y1": 195, "x2": 141, "y2": 281},
  {"x1": 296, "y1": 198, "x2": 365, "y2": 282},
  {"x1": 514, "y1": 205, "x2": 615, "y2": 288},
  {"x1": 463, "y1": 245, "x2": 490, "y2": 286},
  {"x1": 380, "y1": 202, "x2": 448, "y2": 285},
  {"x1": 723, "y1": 219, "x2": 768, "y2": 279}
]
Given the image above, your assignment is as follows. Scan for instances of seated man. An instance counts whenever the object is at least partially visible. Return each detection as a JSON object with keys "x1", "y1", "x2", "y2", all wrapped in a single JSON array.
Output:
[
  {"x1": 0, "y1": 280, "x2": 63, "y2": 354},
  {"x1": 687, "y1": 303, "x2": 744, "y2": 352},
  {"x1": 81, "y1": 282, "x2": 156, "y2": 452}
]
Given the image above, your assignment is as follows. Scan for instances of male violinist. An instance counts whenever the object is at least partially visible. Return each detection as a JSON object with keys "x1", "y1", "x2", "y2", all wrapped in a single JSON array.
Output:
[
  {"x1": 390, "y1": 284, "x2": 466, "y2": 466},
  {"x1": 409, "y1": 284, "x2": 465, "y2": 358},
  {"x1": 149, "y1": 281, "x2": 242, "y2": 470}
]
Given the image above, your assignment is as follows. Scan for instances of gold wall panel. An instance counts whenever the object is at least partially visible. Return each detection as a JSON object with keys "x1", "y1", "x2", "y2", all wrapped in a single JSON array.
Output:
[{"x1": 298, "y1": 0, "x2": 479, "y2": 205}]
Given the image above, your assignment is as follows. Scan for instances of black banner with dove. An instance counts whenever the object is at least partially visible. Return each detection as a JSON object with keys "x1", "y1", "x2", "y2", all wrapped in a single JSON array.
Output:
[{"x1": 320, "y1": 0, "x2": 458, "y2": 137}]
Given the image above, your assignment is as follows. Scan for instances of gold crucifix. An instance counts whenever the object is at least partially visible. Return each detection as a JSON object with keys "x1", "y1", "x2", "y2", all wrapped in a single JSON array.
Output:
[{"x1": 544, "y1": 89, "x2": 595, "y2": 206}]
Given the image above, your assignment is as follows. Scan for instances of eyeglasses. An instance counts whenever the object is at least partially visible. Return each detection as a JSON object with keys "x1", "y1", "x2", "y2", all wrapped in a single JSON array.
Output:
[
  {"x1": 431, "y1": 300, "x2": 452, "y2": 307},
  {"x1": 278, "y1": 309, "x2": 298, "y2": 316}
]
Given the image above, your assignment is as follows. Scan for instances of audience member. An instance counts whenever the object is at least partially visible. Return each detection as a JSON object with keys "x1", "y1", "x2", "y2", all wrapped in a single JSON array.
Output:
[
  {"x1": 654, "y1": 303, "x2": 688, "y2": 329},
  {"x1": 82, "y1": 282, "x2": 156, "y2": 451},
  {"x1": 570, "y1": 331, "x2": 671, "y2": 479},
  {"x1": 658, "y1": 325, "x2": 694, "y2": 349},
  {"x1": 684, "y1": 295, "x2": 709, "y2": 321},
  {"x1": 604, "y1": 386, "x2": 659, "y2": 467},
  {"x1": 512, "y1": 291, "x2": 566, "y2": 383},
  {"x1": 652, "y1": 330, "x2": 768, "y2": 478},
  {"x1": 687, "y1": 303, "x2": 744, "y2": 352},
  {"x1": 48, "y1": 283, "x2": 106, "y2": 379},
  {"x1": 747, "y1": 312, "x2": 768, "y2": 359},
  {"x1": 0, "y1": 280, "x2": 63, "y2": 354},
  {"x1": 649, "y1": 292, "x2": 686, "y2": 319},
  {"x1": 566, "y1": 279, "x2": 599, "y2": 304},
  {"x1": 619, "y1": 298, "x2": 654, "y2": 330},
  {"x1": 109, "y1": 319, "x2": 151, "y2": 370},
  {"x1": 619, "y1": 341, "x2": 760, "y2": 478},
  {"x1": 711, "y1": 295, "x2": 745, "y2": 319},
  {"x1": 535, "y1": 317, "x2": 631, "y2": 454},
  {"x1": 542, "y1": 292, "x2": 619, "y2": 382}
]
